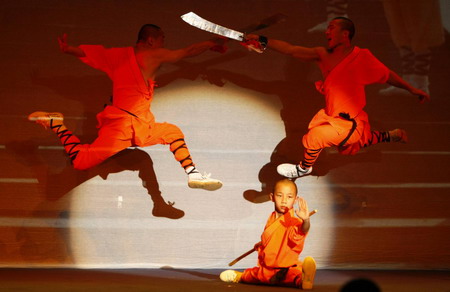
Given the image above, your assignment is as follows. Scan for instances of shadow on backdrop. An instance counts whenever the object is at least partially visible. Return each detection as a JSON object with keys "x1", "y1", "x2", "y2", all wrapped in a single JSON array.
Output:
[{"x1": 203, "y1": 60, "x2": 382, "y2": 203}]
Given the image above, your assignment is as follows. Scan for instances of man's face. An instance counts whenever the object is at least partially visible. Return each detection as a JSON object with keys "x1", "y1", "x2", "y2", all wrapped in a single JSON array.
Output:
[
  {"x1": 325, "y1": 19, "x2": 346, "y2": 49},
  {"x1": 151, "y1": 31, "x2": 165, "y2": 48},
  {"x1": 270, "y1": 182, "x2": 297, "y2": 214},
  {"x1": 147, "y1": 30, "x2": 165, "y2": 49}
]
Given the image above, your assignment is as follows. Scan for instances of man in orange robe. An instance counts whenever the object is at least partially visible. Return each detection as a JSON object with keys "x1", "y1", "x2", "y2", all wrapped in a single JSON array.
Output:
[
  {"x1": 220, "y1": 179, "x2": 316, "y2": 289},
  {"x1": 29, "y1": 24, "x2": 223, "y2": 190},
  {"x1": 245, "y1": 17, "x2": 430, "y2": 179}
]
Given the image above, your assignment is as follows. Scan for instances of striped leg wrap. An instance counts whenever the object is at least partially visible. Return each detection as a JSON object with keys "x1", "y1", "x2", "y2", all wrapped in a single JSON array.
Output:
[
  {"x1": 363, "y1": 131, "x2": 390, "y2": 148},
  {"x1": 399, "y1": 46, "x2": 415, "y2": 75},
  {"x1": 326, "y1": 0, "x2": 348, "y2": 18},
  {"x1": 301, "y1": 148, "x2": 323, "y2": 169},
  {"x1": 50, "y1": 120, "x2": 80, "y2": 163},
  {"x1": 414, "y1": 50, "x2": 431, "y2": 76},
  {"x1": 170, "y1": 138, "x2": 194, "y2": 170}
]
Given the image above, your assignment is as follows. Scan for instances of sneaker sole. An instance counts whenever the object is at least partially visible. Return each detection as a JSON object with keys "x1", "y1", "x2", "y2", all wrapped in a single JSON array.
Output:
[
  {"x1": 28, "y1": 116, "x2": 64, "y2": 121},
  {"x1": 302, "y1": 257, "x2": 316, "y2": 290},
  {"x1": 28, "y1": 111, "x2": 64, "y2": 121},
  {"x1": 395, "y1": 129, "x2": 408, "y2": 143},
  {"x1": 28, "y1": 112, "x2": 64, "y2": 129},
  {"x1": 188, "y1": 181, "x2": 223, "y2": 191},
  {"x1": 219, "y1": 270, "x2": 241, "y2": 283},
  {"x1": 277, "y1": 164, "x2": 312, "y2": 179}
]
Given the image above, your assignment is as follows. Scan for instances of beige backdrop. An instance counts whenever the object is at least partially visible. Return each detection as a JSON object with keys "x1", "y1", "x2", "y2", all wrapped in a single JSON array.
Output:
[{"x1": 0, "y1": 0, "x2": 449, "y2": 270}]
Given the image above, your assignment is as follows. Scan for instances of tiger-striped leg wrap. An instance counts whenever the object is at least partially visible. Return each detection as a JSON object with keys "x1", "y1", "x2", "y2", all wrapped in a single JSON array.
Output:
[
  {"x1": 326, "y1": 0, "x2": 349, "y2": 20},
  {"x1": 50, "y1": 120, "x2": 80, "y2": 163},
  {"x1": 399, "y1": 46, "x2": 415, "y2": 76},
  {"x1": 363, "y1": 131, "x2": 390, "y2": 148},
  {"x1": 301, "y1": 148, "x2": 323, "y2": 169},
  {"x1": 170, "y1": 138, "x2": 194, "y2": 170}
]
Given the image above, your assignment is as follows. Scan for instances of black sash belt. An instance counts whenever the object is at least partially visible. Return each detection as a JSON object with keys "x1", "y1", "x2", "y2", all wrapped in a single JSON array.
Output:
[
  {"x1": 269, "y1": 265, "x2": 297, "y2": 284},
  {"x1": 338, "y1": 112, "x2": 357, "y2": 148},
  {"x1": 117, "y1": 107, "x2": 138, "y2": 118}
]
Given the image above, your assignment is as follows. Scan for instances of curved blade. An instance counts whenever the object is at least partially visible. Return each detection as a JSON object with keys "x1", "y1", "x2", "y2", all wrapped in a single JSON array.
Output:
[{"x1": 181, "y1": 12, "x2": 245, "y2": 41}]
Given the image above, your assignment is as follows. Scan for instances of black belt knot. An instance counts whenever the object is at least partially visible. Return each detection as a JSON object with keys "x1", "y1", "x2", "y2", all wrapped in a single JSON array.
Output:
[{"x1": 338, "y1": 112, "x2": 357, "y2": 147}]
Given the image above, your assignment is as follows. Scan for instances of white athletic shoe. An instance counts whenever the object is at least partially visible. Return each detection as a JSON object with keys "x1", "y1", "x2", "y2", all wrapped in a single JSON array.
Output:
[
  {"x1": 301, "y1": 256, "x2": 317, "y2": 290},
  {"x1": 308, "y1": 14, "x2": 348, "y2": 34},
  {"x1": 277, "y1": 163, "x2": 312, "y2": 179},
  {"x1": 389, "y1": 128, "x2": 408, "y2": 143},
  {"x1": 219, "y1": 270, "x2": 242, "y2": 283},
  {"x1": 28, "y1": 111, "x2": 64, "y2": 129},
  {"x1": 379, "y1": 86, "x2": 412, "y2": 97},
  {"x1": 307, "y1": 21, "x2": 328, "y2": 33},
  {"x1": 188, "y1": 171, "x2": 223, "y2": 191}
]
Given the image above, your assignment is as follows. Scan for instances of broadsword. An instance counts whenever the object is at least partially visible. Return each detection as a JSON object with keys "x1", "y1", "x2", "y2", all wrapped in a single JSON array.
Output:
[{"x1": 181, "y1": 12, "x2": 246, "y2": 41}]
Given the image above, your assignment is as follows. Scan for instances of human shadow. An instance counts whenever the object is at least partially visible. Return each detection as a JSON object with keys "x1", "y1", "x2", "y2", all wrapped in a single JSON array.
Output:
[
  {"x1": 24, "y1": 50, "x2": 248, "y2": 216},
  {"x1": 49, "y1": 148, "x2": 186, "y2": 219},
  {"x1": 203, "y1": 61, "x2": 382, "y2": 203},
  {"x1": 160, "y1": 266, "x2": 218, "y2": 280},
  {"x1": 6, "y1": 140, "x2": 184, "y2": 219}
]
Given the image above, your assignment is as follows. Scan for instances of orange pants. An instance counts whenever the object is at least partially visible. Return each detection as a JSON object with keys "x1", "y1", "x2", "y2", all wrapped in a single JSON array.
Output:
[
  {"x1": 302, "y1": 120, "x2": 365, "y2": 154},
  {"x1": 302, "y1": 109, "x2": 371, "y2": 156},
  {"x1": 71, "y1": 118, "x2": 185, "y2": 170},
  {"x1": 241, "y1": 265, "x2": 302, "y2": 287}
]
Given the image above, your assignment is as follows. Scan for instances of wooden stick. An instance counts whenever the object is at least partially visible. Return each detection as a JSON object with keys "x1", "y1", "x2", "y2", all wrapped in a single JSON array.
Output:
[{"x1": 228, "y1": 209, "x2": 317, "y2": 266}]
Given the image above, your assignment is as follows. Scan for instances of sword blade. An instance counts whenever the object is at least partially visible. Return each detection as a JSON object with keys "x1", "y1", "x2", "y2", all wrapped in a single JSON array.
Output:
[{"x1": 181, "y1": 12, "x2": 245, "y2": 41}]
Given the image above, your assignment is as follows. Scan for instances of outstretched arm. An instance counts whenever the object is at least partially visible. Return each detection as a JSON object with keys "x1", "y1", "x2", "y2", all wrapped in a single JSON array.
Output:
[
  {"x1": 295, "y1": 197, "x2": 310, "y2": 234},
  {"x1": 245, "y1": 34, "x2": 321, "y2": 62},
  {"x1": 157, "y1": 39, "x2": 226, "y2": 64},
  {"x1": 268, "y1": 39, "x2": 321, "y2": 62},
  {"x1": 386, "y1": 70, "x2": 430, "y2": 103},
  {"x1": 58, "y1": 33, "x2": 86, "y2": 57}
]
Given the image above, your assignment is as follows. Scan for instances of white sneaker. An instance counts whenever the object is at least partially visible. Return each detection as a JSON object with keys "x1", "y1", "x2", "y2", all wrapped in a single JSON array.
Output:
[
  {"x1": 188, "y1": 171, "x2": 223, "y2": 191},
  {"x1": 219, "y1": 270, "x2": 242, "y2": 283},
  {"x1": 277, "y1": 163, "x2": 312, "y2": 179},
  {"x1": 389, "y1": 128, "x2": 408, "y2": 143},
  {"x1": 307, "y1": 21, "x2": 328, "y2": 33},
  {"x1": 301, "y1": 256, "x2": 316, "y2": 290},
  {"x1": 308, "y1": 14, "x2": 349, "y2": 34},
  {"x1": 410, "y1": 74, "x2": 430, "y2": 95},
  {"x1": 28, "y1": 111, "x2": 64, "y2": 129},
  {"x1": 379, "y1": 86, "x2": 411, "y2": 97}
]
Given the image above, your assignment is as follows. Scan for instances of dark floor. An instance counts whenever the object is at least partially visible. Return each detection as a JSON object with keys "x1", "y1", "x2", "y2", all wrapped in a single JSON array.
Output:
[{"x1": 0, "y1": 268, "x2": 448, "y2": 292}]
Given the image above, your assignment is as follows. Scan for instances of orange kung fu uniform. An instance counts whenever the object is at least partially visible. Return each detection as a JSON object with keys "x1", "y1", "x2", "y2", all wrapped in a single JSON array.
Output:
[
  {"x1": 303, "y1": 46, "x2": 390, "y2": 155},
  {"x1": 241, "y1": 209, "x2": 307, "y2": 287},
  {"x1": 71, "y1": 45, "x2": 184, "y2": 170}
]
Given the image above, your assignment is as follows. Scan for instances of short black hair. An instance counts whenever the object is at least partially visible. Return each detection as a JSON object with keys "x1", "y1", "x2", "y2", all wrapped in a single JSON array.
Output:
[
  {"x1": 137, "y1": 24, "x2": 162, "y2": 43},
  {"x1": 333, "y1": 16, "x2": 355, "y2": 40}
]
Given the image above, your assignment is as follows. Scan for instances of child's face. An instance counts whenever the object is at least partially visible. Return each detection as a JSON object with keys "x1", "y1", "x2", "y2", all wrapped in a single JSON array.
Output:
[{"x1": 270, "y1": 181, "x2": 297, "y2": 214}]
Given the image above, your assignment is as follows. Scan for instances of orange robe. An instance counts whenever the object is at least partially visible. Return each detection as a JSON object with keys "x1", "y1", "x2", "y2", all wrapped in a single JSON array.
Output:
[
  {"x1": 241, "y1": 209, "x2": 306, "y2": 287},
  {"x1": 303, "y1": 46, "x2": 390, "y2": 155},
  {"x1": 71, "y1": 45, "x2": 183, "y2": 170}
]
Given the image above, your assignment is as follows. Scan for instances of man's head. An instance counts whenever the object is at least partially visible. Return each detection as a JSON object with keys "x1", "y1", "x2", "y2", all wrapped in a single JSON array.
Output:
[
  {"x1": 325, "y1": 17, "x2": 355, "y2": 49},
  {"x1": 136, "y1": 24, "x2": 165, "y2": 47},
  {"x1": 270, "y1": 179, "x2": 298, "y2": 215}
]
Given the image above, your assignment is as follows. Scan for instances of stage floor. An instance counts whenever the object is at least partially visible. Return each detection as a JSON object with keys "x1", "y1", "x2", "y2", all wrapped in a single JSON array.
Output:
[{"x1": 0, "y1": 268, "x2": 448, "y2": 292}]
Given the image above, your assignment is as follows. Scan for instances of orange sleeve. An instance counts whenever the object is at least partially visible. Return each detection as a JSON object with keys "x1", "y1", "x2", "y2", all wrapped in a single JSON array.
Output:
[
  {"x1": 78, "y1": 45, "x2": 115, "y2": 78},
  {"x1": 357, "y1": 49, "x2": 390, "y2": 85}
]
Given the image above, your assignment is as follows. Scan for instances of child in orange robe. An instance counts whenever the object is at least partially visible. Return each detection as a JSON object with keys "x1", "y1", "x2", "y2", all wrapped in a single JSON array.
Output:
[{"x1": 220, "y1": 179, "x2": 316, "y2": 289}]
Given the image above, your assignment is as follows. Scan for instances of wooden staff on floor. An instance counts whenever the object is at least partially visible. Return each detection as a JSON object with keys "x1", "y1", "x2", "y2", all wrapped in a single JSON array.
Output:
[{"x1": 228, "y1": 209, "x2": 318, "y2": 266}]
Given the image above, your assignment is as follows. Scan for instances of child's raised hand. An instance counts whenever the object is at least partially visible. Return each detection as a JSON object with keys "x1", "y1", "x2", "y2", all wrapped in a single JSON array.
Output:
[{"x1": 295, "y1": 197, "x2": 310, "y2": 221}]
